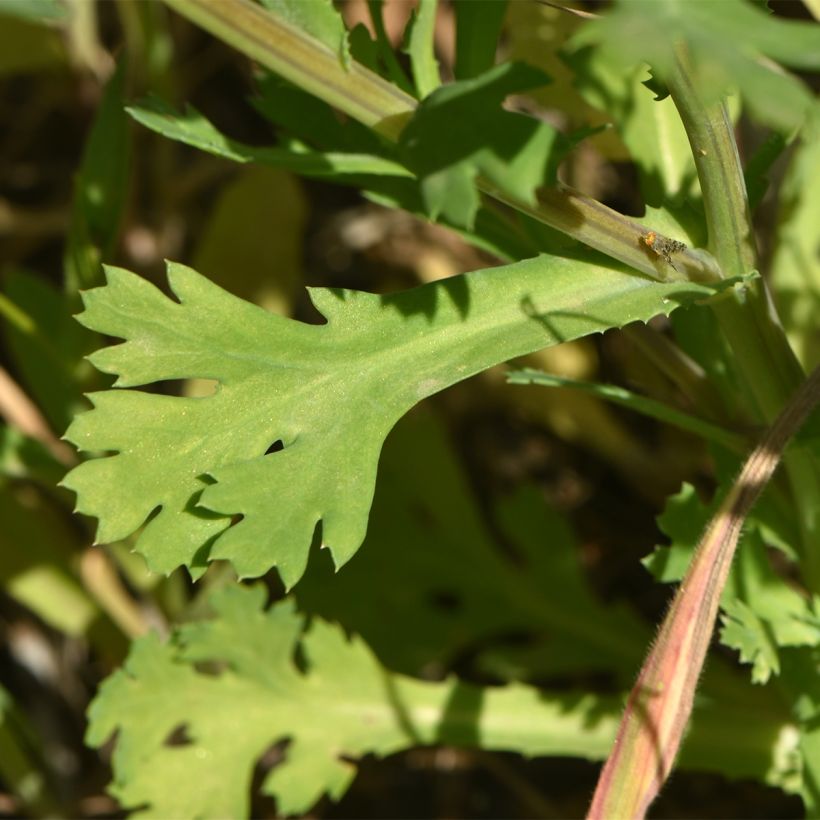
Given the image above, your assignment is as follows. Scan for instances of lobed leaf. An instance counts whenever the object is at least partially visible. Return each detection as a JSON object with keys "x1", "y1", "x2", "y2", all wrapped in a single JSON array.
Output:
[
  {"x1": 87, "y1": 585, "x2": 624, "y2": 817},
  {"x1": 87, "y1": 584, "x2": 797, "y2": 818},
  {"x1": 297, "y1": 410, "x2": 651, "y2": 681},
  {"x1": 63, "y1": 258, "x2": 736, "y2": 586},
  {"x1": 398, "y1": 61, "x2": 556, "y2": 227}
]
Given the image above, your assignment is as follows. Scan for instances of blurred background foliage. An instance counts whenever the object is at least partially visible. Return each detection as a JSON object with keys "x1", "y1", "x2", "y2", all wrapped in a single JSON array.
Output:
[{"x1": 0, "y1": 0, "x2": 816, "y2": 817}]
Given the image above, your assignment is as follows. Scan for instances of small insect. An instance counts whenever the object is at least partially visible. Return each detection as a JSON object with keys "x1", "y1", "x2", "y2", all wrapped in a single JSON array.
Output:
[{"x1": 642, "y1": 230, "x2": 687, "y2": 271}]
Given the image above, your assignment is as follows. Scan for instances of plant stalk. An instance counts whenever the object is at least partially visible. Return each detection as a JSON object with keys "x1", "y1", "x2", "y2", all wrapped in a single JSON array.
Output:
[
  {"x1": 589, "y1": 364, "x2": 820, "y2": 819},
  {"x1": 668, "y1": 47, "x2": 820, "y2": 586}
]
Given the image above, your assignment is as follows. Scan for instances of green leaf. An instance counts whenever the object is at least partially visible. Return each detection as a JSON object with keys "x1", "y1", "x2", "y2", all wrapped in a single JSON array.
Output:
[
  {"x1": 398, "y1": 61, "x2": 555, "y2": 227},
  {"x1": 258, "y1": 0, "x2": 350, "y2": 68},
  {"x1": 65, "y1": 58, "x2": 131, "y2": 292},
  {"x1": 61, "y1": 258, "x2": 736, "y2": 587},
  {"x1": 366, "y1": 0, "x2": 414, "y2": 93},
  {"x1": 565, "y1": 51, "x2": 696, "y2": 204},
  {"x1": 744, "y1": 130, "x2": 788, "y2": 212},
  {"x1": 780, "y1": 648, "x2": 820, "y2": 810},
  {"x1": 720, "y1": 598, "x2": 782, "y2": 684},
  {"x1": 298, "y1": 409, "x2": 650, "y2": 681},
  {"x1": 0, "y1": 427, "x2": 64, "y2": 487},
  {"x1": 571, "y1": 0, "x2": 820, "y2": 132},
  {"x1": 1, "y1": 271, "x2": 88, "y2": 432},
  {"x1": 348, "y1": 22, "x2": 379, "y2": 72},
  {"x1": 87, "y1": 584, "x2": 798, "y2": 817},
  {"x1": 252, "y1": 73, "x2": 386, "y2": 155},
  {"x1": 88, "y1": 584, "x2": 624, "y2": 817},
  {"x1": 719, "y1": 529, "x2": 820, "y2": 684},
  {"x1": 0, "y1": 13, "x2": 66, "y2": 76},
  {"x1": 453, "y1": 0, "x2": 507, "y2": 80},
  {"x1": 192, "y1": 166, "x2": 307, "y2": 314},
  {"x1": 0, "y1": 0, "x2": 67, "y2": 24},
  {"x1": 506, "y1": 369, "x2": 746, "y2": 453},
  {"x1": 0, "y1": 483, "x2": 96, "y2": 637},
  {"x1": 403, "y1": 0, "x2": 440, "y2": 98},
  {"x1": 127, "y1": 97, "x2": 412, "y2": 178}
]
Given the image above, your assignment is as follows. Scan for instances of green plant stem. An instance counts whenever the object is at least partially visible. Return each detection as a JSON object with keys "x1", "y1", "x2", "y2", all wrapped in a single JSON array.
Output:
[
  {"x1": 668, "y1": 50, "x2": 805, "y2": 418},
  {"x1": 668, "y1": 48, "x2": 820, "y2": 587}
]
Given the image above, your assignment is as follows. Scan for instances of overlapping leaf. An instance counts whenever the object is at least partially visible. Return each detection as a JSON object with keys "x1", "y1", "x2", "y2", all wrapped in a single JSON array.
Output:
[
  {"x1": 87, "y1": 584, "x2": 798, "y2": 818},
  {"x1": 88, "y1": 585, "x2": 624, "y2": 817},
  {"x1": 398, "y1": 61, "x2": 557, "y2": 227},
  {"x1": 297, "y1": 410, "x2": 650, "y2": 681},
  {"x1": 63, "y1": 258, "x2": 736, "y2": 586}
]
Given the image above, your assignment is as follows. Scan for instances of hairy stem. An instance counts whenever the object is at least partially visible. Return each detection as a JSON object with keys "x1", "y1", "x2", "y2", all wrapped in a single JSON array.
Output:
[{"x1": 589, "y1": 364, "x2": 820, "y2": 819}]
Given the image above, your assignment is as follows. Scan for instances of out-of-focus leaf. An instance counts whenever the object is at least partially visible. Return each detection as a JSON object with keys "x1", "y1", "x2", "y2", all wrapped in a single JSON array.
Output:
[
  {"x1": 402, "y1": 0, "x2": 440, "y2": 99},
  {"x1": 571, "y1": 0, "x2": 820, "y2": 132},
  {"x1": 0, "y1": 14, "x2": 66, "y2": 75},
  {"x1": 0, "y1": 0, "x2": 67, "y2": 24},
  {"x1": 0, "y1": 685, "x2": 59, "y2": 815},
  {"x1": 506, "y1": 369, "x2": 745, "y2": 453},
  {"x1": 781, "y1": 649, "x2": 820, "y2": 812},
  {"x1": 453, "y1": 0, "x2": 507, "y2": 80},
  {"x1": 505, "y1": 2, "x2": 627, "y2": 163},
  {"x1": 65, "y1": 57, "x2": 131, "y2": 292},
  {"x1": 258, "y1": 0, "x2": 350, "y2": 67},
  {"x1": 127, "y1": 97, "x2": 412, "y2": 178},
  {"x1": 365, "y1": 0, "x2": 414, "y2": 93},
  {"x1": 1, "y1": 272, "x2": 87, "y2": 432},
  {"x1": 0, "y1": 484, "x2": 96, "y2": 636},
  {"x1": 253, "y1": 73, "x2": 390, "y2": 155},
  {"x1": 770, "y1": 137, "x2": 820, "y2": 371},
  {"x1": 192, "y1": 166, "x2": 307, "y2": 315},
  {"x1": 0, "y1": 426, "x2": 64, "y2": 486},
  {"x1": 671, "y1": 300, "x2": 748, "y2": 412},
  {"x1": 398, "y1": 61, "x2": 555, "y2": 227},
  {"x1": 745, "y1": 131, "x2": 788, "y2": 212},
  {"x1": 347, "y1": 22, "x2": 379, "y2": 71},
  {"x1": 565, "y1": 50, "x2": 697, "y2": 204},
  {"x1": 61, "y1": 258, "x2": 735, "y2": 586}
]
